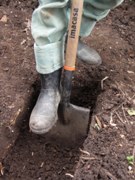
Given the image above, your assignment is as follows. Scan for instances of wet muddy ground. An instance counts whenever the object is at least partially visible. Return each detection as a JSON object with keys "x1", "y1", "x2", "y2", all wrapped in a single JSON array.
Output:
[{"x1": 0, "y1": 0, "x2": 135, "y2": 179}]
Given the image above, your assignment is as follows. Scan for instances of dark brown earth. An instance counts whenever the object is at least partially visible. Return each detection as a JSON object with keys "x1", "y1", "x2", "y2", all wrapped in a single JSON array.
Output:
[{"x1": 0, "y1": 0, "x2": 135, "y2": 180}]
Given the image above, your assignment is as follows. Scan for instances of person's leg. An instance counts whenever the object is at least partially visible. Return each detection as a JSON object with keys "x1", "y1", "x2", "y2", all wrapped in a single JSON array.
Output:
[
  {"x1": 31, "y1": 0, "x2": 69, "y2": 74},
  {"x1": 80, "y1": 0, "x2": 124, "y2": 36},
  {"x1": 77, "y1": 0, "x2": 123, "y2": 64},
  {"x1": 30, "y1": 0, "x2": 69, "y2": 134}
]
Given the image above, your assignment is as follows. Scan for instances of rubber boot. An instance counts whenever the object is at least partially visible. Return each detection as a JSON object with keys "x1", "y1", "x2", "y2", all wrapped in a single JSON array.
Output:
[
  {"x1": 65, "y1": 36, "x2": 102, "y2": 65},
  {"x1": 29, "y1": 69, "x2": 61, "y2": 134},
  {"x1": 77, "y1": 41, "x2": 102, "y2": 65}
]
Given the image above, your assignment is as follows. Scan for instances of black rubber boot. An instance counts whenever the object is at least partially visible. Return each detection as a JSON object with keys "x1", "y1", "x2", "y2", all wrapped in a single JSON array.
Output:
[
  {"x1": 29, "y1": 68, "x2": 61, "y2": 134},
  {"x1": 65, "y1": 35, "x2": 102, "y2": 65},
  {"x1": 77, "y1": 41, "x2": 102, "y2": 65}
]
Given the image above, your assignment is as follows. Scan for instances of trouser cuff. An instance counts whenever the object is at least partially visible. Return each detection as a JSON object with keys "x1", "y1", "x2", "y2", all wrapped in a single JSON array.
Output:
[{"x1": 34, "y1": 40, "x2": 64, "y2": 74}]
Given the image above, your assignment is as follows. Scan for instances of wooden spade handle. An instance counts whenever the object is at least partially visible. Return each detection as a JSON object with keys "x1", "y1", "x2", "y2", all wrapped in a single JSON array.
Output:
[{"x1": 64, "y1": 0, "x2": 84, "y2": 71}]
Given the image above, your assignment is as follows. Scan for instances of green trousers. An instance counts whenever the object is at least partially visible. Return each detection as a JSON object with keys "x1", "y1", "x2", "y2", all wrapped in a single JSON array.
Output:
[{"x1": 31, "y1": 0, "x2": 123, "y2": 74}]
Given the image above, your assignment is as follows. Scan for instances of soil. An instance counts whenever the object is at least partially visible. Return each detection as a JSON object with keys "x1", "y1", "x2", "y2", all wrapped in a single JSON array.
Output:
[{"x1": 0, "y1": 0, "x2": 135, "y2": 180}]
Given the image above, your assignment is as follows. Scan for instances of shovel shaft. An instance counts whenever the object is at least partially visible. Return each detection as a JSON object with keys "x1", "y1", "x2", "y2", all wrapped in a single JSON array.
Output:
[
  {"x1": 62, "y1": 0, "x2": 84, "y2": 105},
  {"x1": 60, "y1": 0, "x2": 84, "y2": 124},
  {"x1": 64, "y1": 0, "x2": 84, "y2": 70},
  {"x1": 61, "y1": 70, "x2": 73, "y2": 104}
]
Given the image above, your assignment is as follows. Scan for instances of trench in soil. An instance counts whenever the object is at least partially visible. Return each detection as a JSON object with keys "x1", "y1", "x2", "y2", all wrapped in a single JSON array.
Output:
[{"x1": 2, "y1": 66, "x2": 103, "y2": 179}]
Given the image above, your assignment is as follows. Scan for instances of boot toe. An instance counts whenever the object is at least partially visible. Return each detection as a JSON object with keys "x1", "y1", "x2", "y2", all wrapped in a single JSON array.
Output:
[
  {"x1": 77, "y1": 42, "x2": 102, "y2": 65},
  {"x1": 29, "y1": 114, "x2": 57, "y2": 134}
]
